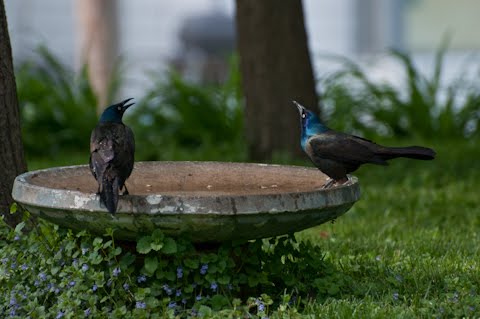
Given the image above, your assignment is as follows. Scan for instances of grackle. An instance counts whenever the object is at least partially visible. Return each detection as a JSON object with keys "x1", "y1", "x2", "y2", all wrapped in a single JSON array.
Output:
[
  {"x1": 90, "y1": 98, "x2": 135, "y2": 214},
  {"x1": 293, "y1": 101, "x2": 436, "y2": 188}
]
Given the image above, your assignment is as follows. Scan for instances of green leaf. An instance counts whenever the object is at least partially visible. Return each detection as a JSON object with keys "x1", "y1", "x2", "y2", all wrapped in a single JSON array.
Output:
[
  {"x1": 161, "y1": 238, "x2": 177, "y2": 254},
  {"x1": 184, "y1": 258, "x2": 199, "y2": 269},
  {"x1": 120, "y1": 252, "x2": 136, "y2": 267},
  {"x1": 150, "y1": 242, "x2": 163, "y2": 251},
  {"x1": 144, "y1": 255, "x2": 158, "y2": 275},
  {"x1": 14, "y1": 221, "x2": 25, "y2": 234},
  {"x1": 136, "y1": 235, "x2": 152, "y2": 254},
  {"x1": 151, "y1": 229, "x2": 164, "y2": 242},
  {"x1": 10, "y1": 203, "x2": 18, "y2": 214}
]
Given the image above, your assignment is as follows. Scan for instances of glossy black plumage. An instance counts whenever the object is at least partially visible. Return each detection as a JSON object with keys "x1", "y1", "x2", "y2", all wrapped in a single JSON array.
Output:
[
  {"x1": 90, "y1": 98, "x2": 135, "y2": 214},
  {"x1": 294, "y1": 101, "x2": 436, "y2": 187}
]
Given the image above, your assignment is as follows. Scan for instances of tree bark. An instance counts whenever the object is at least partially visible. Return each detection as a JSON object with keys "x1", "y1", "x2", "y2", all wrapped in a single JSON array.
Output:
[
  {"x1": 236, "y1": 0, "x2": 318, "y2": 160},
  {"x1": 0, "y1": 0, "x2": 28, "y2": 226},
  {"x1": 76, "y1": 0, "x2": 118, "y2": 114}
]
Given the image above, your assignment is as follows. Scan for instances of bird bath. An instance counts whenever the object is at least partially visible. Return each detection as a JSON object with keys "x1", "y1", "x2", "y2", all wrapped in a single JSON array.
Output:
[{"x1": 12, "y1": 161, "x2": 360, "y2": 243}]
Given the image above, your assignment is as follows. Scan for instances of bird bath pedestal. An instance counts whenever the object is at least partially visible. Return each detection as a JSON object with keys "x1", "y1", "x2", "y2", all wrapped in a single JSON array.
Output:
[{"x1": 12, "y1": 162, "x2": 360, "y2": 243}]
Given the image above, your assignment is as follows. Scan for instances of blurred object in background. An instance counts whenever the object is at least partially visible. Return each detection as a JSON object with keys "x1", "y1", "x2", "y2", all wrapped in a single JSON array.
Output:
[
  {"x1": 75, "y1": 0, "x2": 119, "y2": 114},
  {"x1": 5, "y1": 0, "x2": 480, "y2": 96},
  {"x1": 171, "y1": 9, "x2": 235, "y2": 84}
]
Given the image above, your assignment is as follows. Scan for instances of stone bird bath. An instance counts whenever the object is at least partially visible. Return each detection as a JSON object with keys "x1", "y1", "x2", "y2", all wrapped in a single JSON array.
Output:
[{"x1": 12, "y1": 162, "x2": 360, "y2": 243}]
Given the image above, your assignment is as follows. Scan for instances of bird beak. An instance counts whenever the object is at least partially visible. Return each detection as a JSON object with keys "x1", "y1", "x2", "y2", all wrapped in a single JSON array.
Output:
[
  {"x1": 121, "y1": 98, "x2": 135, "y2": 111},
  {"x1": 292, "y1": 100, "x2": 305, "y2": 115}
]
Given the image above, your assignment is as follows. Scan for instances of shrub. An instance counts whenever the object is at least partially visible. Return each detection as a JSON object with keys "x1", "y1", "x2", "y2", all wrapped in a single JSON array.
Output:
[
  {"x1": 320, "y1": 42, "x2": 480, "y2": 140},
  {"x1": 0, "y1": 208, "x2": 348, "y2": 318},
  {"x1": 16, "y1": 47, "x2": 106, "y2": 158},
  {"x1": 127, "y1": 56, "x2": 245, "y2": 161}
]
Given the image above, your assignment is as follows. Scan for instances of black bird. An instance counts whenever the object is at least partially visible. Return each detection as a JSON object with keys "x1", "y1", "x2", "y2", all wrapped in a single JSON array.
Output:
[
  {"x1": 90, "y1": 98, "x2": 135, "y2": 214},
  {"x1": 293, "y1": 101, "x2": 436, "y2": 188}
]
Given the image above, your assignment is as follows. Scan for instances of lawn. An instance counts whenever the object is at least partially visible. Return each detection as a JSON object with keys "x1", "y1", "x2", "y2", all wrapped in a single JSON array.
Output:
[
  {"x1": 296, "y1": 139, "x2": 480, "y2": 318},
  {"x1": 3, "y1": 139, "x2": 479, "y2": 318}
]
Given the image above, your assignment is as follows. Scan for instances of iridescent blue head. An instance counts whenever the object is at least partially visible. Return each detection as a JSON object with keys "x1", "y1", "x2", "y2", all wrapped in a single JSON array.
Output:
[
  {"x1": 99, "y1": 98, "x2": 135, "y2": 123},
  {"x1": 293, "y1": 101, "x2": 329, "y2": 150}
]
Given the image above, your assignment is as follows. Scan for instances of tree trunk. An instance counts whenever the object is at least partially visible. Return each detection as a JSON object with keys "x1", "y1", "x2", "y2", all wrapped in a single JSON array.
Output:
[
  {"x1": 236, "y1": 0, "x2": 318, "y2": 160},
  {"x1": 76, "y1": 0, "x2": 118, "y2": 114},
  {"x1": 0, "y1": 0, "x2": 28, "y2": 227}
]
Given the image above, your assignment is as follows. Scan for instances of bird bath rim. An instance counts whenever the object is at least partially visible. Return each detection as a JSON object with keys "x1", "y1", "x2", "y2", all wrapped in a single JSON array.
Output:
[{"x1": 12, "y1": 161, "x2": 360, "y2": 242}]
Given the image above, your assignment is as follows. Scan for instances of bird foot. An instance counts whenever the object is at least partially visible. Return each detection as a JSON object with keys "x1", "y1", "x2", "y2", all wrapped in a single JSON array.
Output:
[
  {"x1": 322, "y1": 177, "x2": 350, "y2": 189},
  {"x1": 121, "y1": 185, "x2": 129, "y2": 196}
]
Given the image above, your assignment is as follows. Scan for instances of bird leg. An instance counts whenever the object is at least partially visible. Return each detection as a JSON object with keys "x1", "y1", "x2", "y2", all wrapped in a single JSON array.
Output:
[{"x1": 121, "y1": 184, "x2": 129, "y2": 195}]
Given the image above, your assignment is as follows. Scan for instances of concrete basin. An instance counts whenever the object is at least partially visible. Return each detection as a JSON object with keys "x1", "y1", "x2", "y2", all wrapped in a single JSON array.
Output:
[{"x1": 12, "y1": 161, "x2": 360, "y2": 242}]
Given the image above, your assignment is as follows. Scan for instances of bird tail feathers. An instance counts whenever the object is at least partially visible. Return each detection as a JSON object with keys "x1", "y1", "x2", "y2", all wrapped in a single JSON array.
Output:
[
  {"x1": 378, "y1": 146, "x2": 436, "y2": 161},
  {"x1": 100, "y1": 176, "x2": 119, "y2": 215}
]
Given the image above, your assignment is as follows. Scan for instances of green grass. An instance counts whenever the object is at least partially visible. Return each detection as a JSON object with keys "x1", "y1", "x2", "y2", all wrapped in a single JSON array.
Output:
[
  {"x1": 21, "y1": 139, "x2": 480, "y2": 318},
  {"x1": 293, "y1": 139, "x2": 480, "y2": 318}
]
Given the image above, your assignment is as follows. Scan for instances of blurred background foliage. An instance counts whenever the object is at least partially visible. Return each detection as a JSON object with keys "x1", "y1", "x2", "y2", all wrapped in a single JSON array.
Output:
[
  {"x1": 321, "y1": 43, "x2": 480, "y2": 141},
  {"x1": 16, "y1": 46, "x2": 480, "y2": 166}
]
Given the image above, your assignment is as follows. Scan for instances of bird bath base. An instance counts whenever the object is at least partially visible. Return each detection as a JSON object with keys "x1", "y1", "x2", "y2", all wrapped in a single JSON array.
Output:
[{"x1": 12, "y1": 161, "x2": 360, "y2": 243}]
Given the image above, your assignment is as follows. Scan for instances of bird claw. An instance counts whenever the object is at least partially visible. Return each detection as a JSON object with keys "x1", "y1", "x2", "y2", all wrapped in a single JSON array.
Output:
[
  {"x1": 322, "y1": 177, "x2": 350, "y2": 189},
  {"x1": 322, "y1": 179, "x2": 337, "y2": 189}
]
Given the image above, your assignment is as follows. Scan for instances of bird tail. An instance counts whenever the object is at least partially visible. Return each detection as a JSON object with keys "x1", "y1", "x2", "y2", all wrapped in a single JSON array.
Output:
[
  {"x1": 100, "y1": 176, "x2": 119, "y2": 215},
  {"x1": 378, "y1": 146, "x2": 436, "y2": 161}
]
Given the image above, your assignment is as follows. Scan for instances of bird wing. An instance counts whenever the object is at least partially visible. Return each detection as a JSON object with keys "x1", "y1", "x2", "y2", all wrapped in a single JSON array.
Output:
[
  {"x1": 308, "y1": 133, "x2": 387, "y2": 166},
  {"x1": 113, "y1": 125, "x2": 135, "y2": 183},
  {"x1": 89, "y1": 125, "x2": 115, "y2": 182}
]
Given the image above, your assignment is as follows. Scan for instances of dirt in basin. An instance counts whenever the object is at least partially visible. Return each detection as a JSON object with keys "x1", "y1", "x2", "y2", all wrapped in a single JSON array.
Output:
[{"x1": 28, "y1": 162, "x2": 329, "y2": 196}]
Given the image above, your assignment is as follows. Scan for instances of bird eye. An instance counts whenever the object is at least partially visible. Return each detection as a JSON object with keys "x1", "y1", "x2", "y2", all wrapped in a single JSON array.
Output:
[
  {"x1": 117, "y1": 106, "x2": 122, "y2": 111},
  {"x1": 302, "y1": 113, "x2": 306, "y2": 119}
]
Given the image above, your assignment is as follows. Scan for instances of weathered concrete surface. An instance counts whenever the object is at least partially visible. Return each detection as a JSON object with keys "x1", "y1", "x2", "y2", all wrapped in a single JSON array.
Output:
[{"x1": 12, "y1": 161, "x2": 360, "y2": 242}]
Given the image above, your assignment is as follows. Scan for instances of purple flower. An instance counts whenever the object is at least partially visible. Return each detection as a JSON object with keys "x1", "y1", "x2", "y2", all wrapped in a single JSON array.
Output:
[
  {"x1": 21, "y1": 264, "x2": 28, "y2": 271},
  {"x1": 177, "y1": 266, "x2": 183, "y2": 279},
  {"x1": 81, "y1": 248, "x2": 89, "y2": 255},
  {"x1": 54, "y1": 288, "x2": 60, "y2": 294},
  {"x1": 34, "y1": 280, "x2": 40, "y2": 287},
  {"x1": 69, "y1": 281, "x2": 76, "y2": 287},
  {"x1": 200, "y1": 264, "x2": 208, "y2": 275},
  {"x1": 258, "y1": 302, "x2": 265, "y2": 312},
  {"x1": 84, "y1": 308, "x2": 91, "y2": 316},
  {"x1": 107, "y1": 280, "x2": 112, "y2": 287},
  {"x1": 395, "y1": 274, "x2": 403, "y2": 282},
  {"x1": 182, "y1": 298, "x2": 187, "y2": 304},
  {"x1": 123, "y1": 283, "x2": 130, "y2": 291},
  {"x1": 82, "y1": 264, "x2": 89, "y2": 272},
  {"x1": 1, "y1": 257, "x2": 8, "y2": 264},
  {"x1": 14, "y1": 235, "x2": 20, "y2": 241},
  {"x1": 56, "y1": 311, "x2": 64, "y2": 318},
  {"x1": 168, "y1": 301, "x2": 177, "y2": 309},
  {"x1": 136, "y1": 301, "x2": 146, "y2": 309},
  {"x1": 9, "y1": 296, "x2": 17, "y2": 306},
  {"x1": 72, "y1": 259, "x2": 78, "y2": 267},
  {"x1": 393, "y1": 292, "x2": 399, "y2": 301},
  {"x1": 92, "y1": 284, "x2": 98, "y2": 292},
  {"x1": 112, "y1": 267, "x2": 121, "y2": 277},
  {"x1": 196, "y1": 294, "x2": 202, "y2": 301},
  {"x1": 176, "y1": 289, "x2": 182, "y2": 297},
  {"x1": 39, "y1": 272, "x2": 47, "y2": 281},
  {"x1": 137, "y1": 275, "x2": 147, "y2": 283},
  {"x1": 162, "y1": 284, "x2": 173, "y2": 295},
  {"x1": 210, "y1": 282, "x2": 218, "y2": 291},
  {"x1": 375, "y1": 255, "x2": 381, "y2": 261}
]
